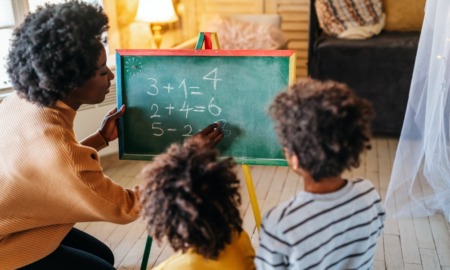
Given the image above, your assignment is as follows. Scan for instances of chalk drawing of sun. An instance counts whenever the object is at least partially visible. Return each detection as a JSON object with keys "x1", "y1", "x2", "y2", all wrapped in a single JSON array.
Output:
[{"x1": 124, "y1": 57, "x2": 142, "y2": 76}]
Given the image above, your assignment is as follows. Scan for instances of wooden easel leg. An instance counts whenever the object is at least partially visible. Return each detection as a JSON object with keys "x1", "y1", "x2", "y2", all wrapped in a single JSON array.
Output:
[
  {"x1": 140, "y1": 236, "x2": 153, "y2": 270},
  {"x1": 242, "y1": 164, "x2": 262, "y2": 231}
]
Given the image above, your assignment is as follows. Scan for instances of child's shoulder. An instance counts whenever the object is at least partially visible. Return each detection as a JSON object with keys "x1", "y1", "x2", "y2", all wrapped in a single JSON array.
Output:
[
  {"x1": 347, "y1": 178, "x2": 383, "y2": 203},
  {"x1": 262, "y1": 193, "x2": 310, "y2": 226},
  {"x1": 348, "y1": 178, "x2": 377, "y2": 190}
]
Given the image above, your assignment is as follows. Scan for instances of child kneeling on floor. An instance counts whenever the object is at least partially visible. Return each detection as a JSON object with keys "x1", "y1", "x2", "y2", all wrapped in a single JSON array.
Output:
[
  {"x1": 256, "y1": 78, "x2": 386, "y2": 269},
  {"x1": 140, "y1": 137, "x2": 256, "y2": 270}
]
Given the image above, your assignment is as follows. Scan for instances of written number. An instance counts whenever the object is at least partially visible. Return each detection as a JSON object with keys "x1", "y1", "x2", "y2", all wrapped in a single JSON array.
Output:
[
  {"x1": 150, "y1": 104, "x2": 160, "y2": 118},
  {"x1": 203, "y1": 68, "x2": 222, "y2": 90},
  {"x1": 151, "y1": 122, "x2": 164, "y2": 136},
  {"x1": 182, "y1": 125, "x2": 193, "y2": 137},
  {"x1": 208, "y1": 98, "x2": 221, "y2": 116},
  {"x1": 216, "y1": 119, "x2": 232, "y2": 137},
  {"x1": 146, "y1": 78, "x2": 159, "y2": 96}
]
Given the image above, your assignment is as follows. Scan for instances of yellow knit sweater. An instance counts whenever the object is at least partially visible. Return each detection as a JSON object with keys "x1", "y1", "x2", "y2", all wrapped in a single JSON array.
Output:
[
  {"x1": 0, "y1": 92, "x2": 141, "y2": 269},
  {"x1": 153, "y1": 231, "x2": 256, "y2": 270}
]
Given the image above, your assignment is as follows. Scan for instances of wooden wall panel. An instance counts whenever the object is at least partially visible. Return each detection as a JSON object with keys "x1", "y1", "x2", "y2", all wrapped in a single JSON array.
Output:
[{"x1": 270, "y1": 0, "x2": 309, "y2": 78}]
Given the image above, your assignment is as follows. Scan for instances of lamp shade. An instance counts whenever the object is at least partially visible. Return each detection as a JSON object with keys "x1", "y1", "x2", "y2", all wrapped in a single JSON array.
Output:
[{"x1": 135, "y1": 0, "x2": 178, "y2": 23}]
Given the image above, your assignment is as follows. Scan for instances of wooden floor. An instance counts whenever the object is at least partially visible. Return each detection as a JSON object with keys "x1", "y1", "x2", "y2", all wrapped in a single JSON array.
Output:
[{"x1": 75, "y1": 136, "x2": 450, "y2": 270}]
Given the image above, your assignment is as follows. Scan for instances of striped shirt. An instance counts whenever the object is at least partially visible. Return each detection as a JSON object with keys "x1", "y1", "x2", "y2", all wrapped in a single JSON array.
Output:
[{"x1": 255, "y1": 178, "x2": 385, "y2": 270}]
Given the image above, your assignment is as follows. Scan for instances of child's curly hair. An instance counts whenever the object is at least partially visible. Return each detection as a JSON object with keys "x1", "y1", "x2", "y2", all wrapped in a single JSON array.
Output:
[
  {"x1": 269, "y1": 78, "x2": 374, "y2": 180},
  {"x1": 140, "y1": 138, "x2": 243, "y2": 259},
  {"x1": 7, "y1": 0, "x2": 108, "y2": 107}
]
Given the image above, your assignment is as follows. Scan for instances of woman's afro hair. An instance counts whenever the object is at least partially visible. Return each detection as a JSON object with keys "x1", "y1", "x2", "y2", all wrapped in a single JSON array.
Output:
[
  {"x1": 269, "y1": 78, "x2": 375, "y2": 180},
  {"x1": 140, "y1": 137, "x2": 243, "y2": 259},
  {"x1": 6, "y1": 0, "x2": 108, "y2": 107}
]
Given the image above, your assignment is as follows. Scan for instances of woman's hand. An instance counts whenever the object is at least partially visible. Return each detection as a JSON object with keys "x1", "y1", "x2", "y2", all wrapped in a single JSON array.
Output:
[
  {"x1": 194, "y1": 122, "x2": 224, "y2": 147},
  {"x1": 98, "y1": 105, "x2": 126, "y2": 143}
]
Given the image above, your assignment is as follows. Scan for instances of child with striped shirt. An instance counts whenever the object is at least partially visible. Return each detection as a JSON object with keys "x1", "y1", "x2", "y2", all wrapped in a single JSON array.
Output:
[{"x1": 256, "y1": 78, "x2": 386, "y2": 269}]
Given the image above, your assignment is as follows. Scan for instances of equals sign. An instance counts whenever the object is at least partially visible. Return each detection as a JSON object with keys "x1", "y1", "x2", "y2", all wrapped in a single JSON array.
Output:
[
  {"x1": 190, "y1": 86, "x2": 202, "y2": 95},
  {"x1": 193, "y1": 106, "x2": 205, "y2": 112}
]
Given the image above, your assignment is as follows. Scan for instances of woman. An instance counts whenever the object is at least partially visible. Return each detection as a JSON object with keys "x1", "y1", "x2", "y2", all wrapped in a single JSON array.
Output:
[{"x1": 0, "y1": 1, "x2": 222, "y2": 269}]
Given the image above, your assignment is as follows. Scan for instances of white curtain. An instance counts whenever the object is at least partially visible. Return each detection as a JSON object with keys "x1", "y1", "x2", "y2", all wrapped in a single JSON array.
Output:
[{"x1": 385, "y1": 0, "x2": 450, "y2": 221}]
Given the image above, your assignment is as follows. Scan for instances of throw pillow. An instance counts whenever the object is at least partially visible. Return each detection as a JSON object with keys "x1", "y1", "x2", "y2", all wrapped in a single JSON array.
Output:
[
  {"x1": 383, "y1": 0, "x2": 426, "y2": 31},
  {"x1": 205, "y1": 16, "x2": 285, "y2": 50},
  {"x1": 315, "y1": 0, "x2": 385, "y2": 39}
]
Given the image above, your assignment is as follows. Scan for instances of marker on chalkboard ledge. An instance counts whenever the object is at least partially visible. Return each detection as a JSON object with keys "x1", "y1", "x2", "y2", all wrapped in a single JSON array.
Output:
[{"x1": 195, "y1": 32, "x2": 220, "y2": 50}]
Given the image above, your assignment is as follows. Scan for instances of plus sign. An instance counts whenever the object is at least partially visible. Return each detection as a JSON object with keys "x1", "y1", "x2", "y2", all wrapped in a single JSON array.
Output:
[
  {"x1": 164, "y1": 83, "x2": 174, "y2": 93},
  {"x1": 165, "y1": 104, "x2": 175, "y2": 115}
]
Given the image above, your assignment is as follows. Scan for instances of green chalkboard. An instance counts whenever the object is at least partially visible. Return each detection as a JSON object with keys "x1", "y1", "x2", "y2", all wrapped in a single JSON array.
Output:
[{"x1": 116, "y1": 49, "x2": 296, "y2": 165}]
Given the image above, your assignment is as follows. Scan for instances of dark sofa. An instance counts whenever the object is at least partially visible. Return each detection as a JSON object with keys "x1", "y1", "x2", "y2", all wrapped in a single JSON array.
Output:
[{"x1": 307, "y1": 0, "x2": 420, "y2": 135}]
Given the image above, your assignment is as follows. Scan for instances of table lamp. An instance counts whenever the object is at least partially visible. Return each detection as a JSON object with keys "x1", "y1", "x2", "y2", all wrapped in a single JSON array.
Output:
[{"x1": 135, "y1": 0, "x2": 179, "y2": 48}]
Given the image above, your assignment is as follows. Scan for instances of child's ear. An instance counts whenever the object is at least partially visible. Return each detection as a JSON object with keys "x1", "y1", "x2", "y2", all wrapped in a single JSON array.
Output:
[
  {"x1": 290, "y1": 154, "x2": 300, "y2": 171},
  {"x1": 284, "y1": 148, "x2": 300, "y2": 171}
]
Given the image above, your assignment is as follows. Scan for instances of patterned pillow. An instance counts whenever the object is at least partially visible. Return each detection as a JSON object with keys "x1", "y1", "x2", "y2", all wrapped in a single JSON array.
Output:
[{"x1": 315, "y1": 0, "x2": 385, "y2": 39}]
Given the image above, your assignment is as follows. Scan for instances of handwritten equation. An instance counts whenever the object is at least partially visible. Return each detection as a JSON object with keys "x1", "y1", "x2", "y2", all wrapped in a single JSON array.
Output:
[{"x1": 141, "y1": 68, "x2": 231, "y2": 137}]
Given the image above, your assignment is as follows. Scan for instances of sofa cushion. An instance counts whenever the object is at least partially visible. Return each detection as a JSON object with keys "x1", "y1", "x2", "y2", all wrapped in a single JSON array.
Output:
[
  {"x1": 309, "y1": 31, "x2": 420, "y2": 134},
  {"x1": 383, "y1": 0, "x2": 426, "y2": 31},
  {"x1": 315, "y1": 0, "x2": 385, "y2": 39}
]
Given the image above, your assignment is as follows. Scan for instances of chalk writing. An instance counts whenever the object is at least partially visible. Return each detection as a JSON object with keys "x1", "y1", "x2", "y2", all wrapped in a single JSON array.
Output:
[
  {"x1": 117, "y1": 49, "x2": 294, "y2": 165},
  {"x1": 141, "y1": 68, "x2": 227, "y2": 138}
]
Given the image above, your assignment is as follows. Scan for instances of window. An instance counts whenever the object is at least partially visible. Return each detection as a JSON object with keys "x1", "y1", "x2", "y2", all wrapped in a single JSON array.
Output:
[
  {"x1": 0, "y1": 0, "x2": 25, "y2": 91},
  {"x1": 0, "y1": 0, "x2": 102, "y2": 94}
]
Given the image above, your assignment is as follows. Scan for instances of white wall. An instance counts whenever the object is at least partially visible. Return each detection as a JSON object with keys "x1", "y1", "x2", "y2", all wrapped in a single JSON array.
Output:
[
  {"x1": 73, "y1": 83, "x2": 119, "y2": 157},
  {"x1": 74, "y1": 103, "x2": 119, "y2": 157}
]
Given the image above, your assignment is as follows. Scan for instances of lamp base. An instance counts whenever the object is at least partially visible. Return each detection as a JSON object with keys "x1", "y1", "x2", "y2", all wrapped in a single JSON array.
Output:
[{"x1": 150, "y1": 24, "x2": 162, "y2": 49}]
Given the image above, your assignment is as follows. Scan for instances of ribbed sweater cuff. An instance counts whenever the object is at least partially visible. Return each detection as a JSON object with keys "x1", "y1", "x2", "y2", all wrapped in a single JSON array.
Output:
[{"x1": 80, "y1": 131, "x2": 109, "y2": 151}]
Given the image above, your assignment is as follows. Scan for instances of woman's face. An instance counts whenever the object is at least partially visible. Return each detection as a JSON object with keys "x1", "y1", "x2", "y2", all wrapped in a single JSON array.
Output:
[{"x1": 63, "y1": 46, "x2": 114, "y2": 110}]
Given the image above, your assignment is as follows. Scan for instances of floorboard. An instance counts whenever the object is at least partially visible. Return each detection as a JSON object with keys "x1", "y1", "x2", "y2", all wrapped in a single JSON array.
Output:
[{"x1": 75, "y1": 136, "x2": 450, "y2": 269}]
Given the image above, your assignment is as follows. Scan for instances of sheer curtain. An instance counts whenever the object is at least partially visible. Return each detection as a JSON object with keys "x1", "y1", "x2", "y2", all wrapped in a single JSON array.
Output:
[{"x1": 385, "y1": 0, "x2": 450, "y2": 221}]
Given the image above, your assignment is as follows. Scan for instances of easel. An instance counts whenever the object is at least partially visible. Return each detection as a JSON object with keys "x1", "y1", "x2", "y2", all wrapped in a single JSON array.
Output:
[
  {"x1": 140, "y1": 32, "x2": 262, "y2": 270},
  {"x1": 194, "y1": 32, "x2": 263, "y2": 230}
]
